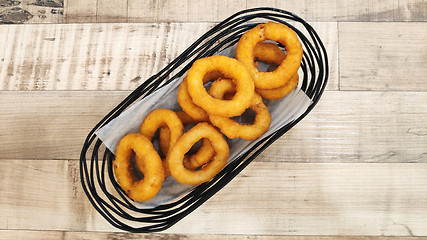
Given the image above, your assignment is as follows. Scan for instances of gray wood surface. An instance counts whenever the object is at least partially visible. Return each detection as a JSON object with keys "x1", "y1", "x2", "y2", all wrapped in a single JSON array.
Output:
[
  {"x1": 64, "y1": 0, "x2": 426, "y2": 23},
  {"x1": 0, "y1": 160, "x2": 425, "y2": 235},
  {"x1": 0, "y1": 0, "x2": 426, "y2": 239}
]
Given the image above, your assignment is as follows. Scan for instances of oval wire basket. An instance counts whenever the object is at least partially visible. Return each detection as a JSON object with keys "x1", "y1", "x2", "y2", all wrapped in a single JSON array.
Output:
[{"x1": 80, "y1": 7, "x2": 328, "y2": 233}]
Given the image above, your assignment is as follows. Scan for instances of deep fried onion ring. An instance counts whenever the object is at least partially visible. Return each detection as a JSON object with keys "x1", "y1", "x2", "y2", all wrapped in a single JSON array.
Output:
[
  {"x1": 140, "y1": 109, "x2": 184, "y2": 177},
  {"x1": 254, "y1": 42, "x2": 287, "y2": 64},
  {"x1": 253, "y1": 43, "x2": 299, "y2": 100},
  {"x1": 236, "y1": 22, "x2": 303, "y2": 89},
  {"x1": 208, "y1": 79, "x2": 271, "y2": 140},
  {"x1": 186, "y1": 55, "x2": 254, "y2": 117},
  {"x1": 159, "y1": 111, "x2": 215, "y2": 171},
  {"x1": 158, "y1": 111, "x2": 197, "y2": 155},
  {"x1": 113, "y1": 133, "x2": 165, "y2": 202},
  {"x1": 178, "y1": 71, "x2": 227, "y2": 121},
  {"x1": 167, "y1": 122, "x2": 229, "y2": 185},
  {"x1": 177, "y1": 78, "x2": 210, "y2": 122},
  {"x1": 182, "y1": 141, "x2": 215, "y2": 170},
  {"x1": 256, "y1": 73, "x2": 299, "y2": 100}
]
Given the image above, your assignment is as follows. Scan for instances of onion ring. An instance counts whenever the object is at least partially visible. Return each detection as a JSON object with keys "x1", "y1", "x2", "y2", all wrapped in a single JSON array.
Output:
[
  {"x1": 182, "y1": 140, "x2": 215, "y2": 170},
  {"x1": 186, "y1": 55, "x2": 255, "y2": 117},
  {"x1": 140, "y1": 109, "x2": 184, "y2": 177},
  {"x1": 113, "y1": 133, "x2": 165, "y2": 202},
  {"x1": 256, "y1": 73, "x2": 299, "y2": 100},
  {"x1": 203, "y1": 70, "x2": 225, "y2": 83},
  {"x1": 254, "y1": 42, "x2": 287, "y2": 65},
  {"x1": 167, "y1": 122, "x2": 229, "y2": 185},
  {"x1": 178, "y1": 70, "x2": 227, "y2": 122},
  {"x1": 158, "y1": 111, "x2": 197, "y2": 155},
  {"x1": 159, "y1": 111, "x2": 215, "y2": 171},
  {"x1": 208, "y1": 78, "x2": 271, "y2": 141},
  {"x1": 177, "y1": 78, "x2": 210, "y2": 122},
  {"x1": 236, "y1": 22, "x2": 303, "y2": 89},
  {"x1": 253, "y1": 43, "x2": 299, "y2": 100}
]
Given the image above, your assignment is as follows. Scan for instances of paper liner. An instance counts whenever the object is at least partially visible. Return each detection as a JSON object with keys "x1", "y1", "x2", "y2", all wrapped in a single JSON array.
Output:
[{"x1": 95, "y1": 45, "x2": 312, "y2": 208}]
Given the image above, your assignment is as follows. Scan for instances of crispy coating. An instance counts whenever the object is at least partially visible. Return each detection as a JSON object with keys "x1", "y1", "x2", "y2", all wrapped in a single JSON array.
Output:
[
  {"x1": 253, "y1": 42, "x2": 299, "y2": 99},
  {"x1": 236, "y1": 22, "x2": 303, "y2": 89},
  {"x1": 167, "y1": 122, "x2": 229, "y2": 185},
  {"x1": 140, "y1": 109, "x2": 184, "y2": 177},
  {"x1": 186, "y1": 55, "x2": 255, "y2": 117},
  {"x1": 177, "y1": 78, "x2": 210, "y2": 122},
  {"x1": 208, "y1": 79, "x2": 271, "y2": 141},
  {"x1": 113, "y1": 133, "x2": 165, "y2": 202},
  {"x1": 182, "y1": 139, "x2": 215, "y2": 170},
  {"x1": 159, "y1": 111, "x2": 215, "y2": 171},
  {"x1": 253, "y1": 42, "x2": 287, "y2": 64},
  {"x1": 202, "y1": 70, "x2": 225, "y2": 83},
  {"x1": 256, "y1": 73, "x2": 299, "y2": 100},
  {"x1": 176, "y1": 111, "x2": 199, "y2": 124},
  {"x1": 178, "y1": 71, "x2": 227, "y2": 121}
]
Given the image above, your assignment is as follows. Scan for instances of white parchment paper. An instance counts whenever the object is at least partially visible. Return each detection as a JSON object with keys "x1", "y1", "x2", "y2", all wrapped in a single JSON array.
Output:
[{"x1": 95, "y1": 45, "x2": 312, "y2": 208}]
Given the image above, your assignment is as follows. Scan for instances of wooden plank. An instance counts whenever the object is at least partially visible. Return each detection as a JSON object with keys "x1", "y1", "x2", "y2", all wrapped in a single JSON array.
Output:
[
  {"x1": 339, "y1": 22, "x2": 427, "y2": 91},
  {"x1": 262, "y1": 91, "x2": 427, "y2": 163},
  {"x1": 302, "y1": 21, "x2": 338, "y2": 91},
  {"x1": 128, "y1": 0, "x2": 157, "y2": 23},
  {"x1": 0, "y1": 23, "x2": 214, "y2": 90},
  {"x1": 0, "y1": 0, "x2": 63, "y2": 24},
  {"x1": 63, "y1": 0, "x2": 96, "y2": 23},
  {"x1": 396, "y1": 0, "x2": 426, "y2": 21},
  {"x1": 177, "y1": 0, "x2": 249, "y2": 22},
  {"x1": 277, "y1": 0, "x2": 424, "y2": 22},
  {"x1": 186, "y1": 0, "x2": 220, "y2": 22},
  {"x1": 97, "y1": 0, "x2": 128, "y2": 23},
  {"x1": 0, "y1": 91, "x2": 426, "y2": 162},
  {"x1": 274, "y1": 0, "x2": 337, "y2": 23},
  {"x1": 67, "y1": 0, "x2": 425, "y2": 23},
  {"x1": 336, "y1": 0, "x2": 426, "y2": 22},
  {"x1": 0, "y1": 160, "x2": 425, "y2": 235},
  {"x1": 214, "y1": 0, "x2": 247, "y2": 21},
  {"x1": 246, "y1": 0, "x2": 276, "y2": 10},
  {"x1": 157, "y1": 0, "x2": 189, "y2": 22},
  {"x1": 1, "y1": 230, "x2": 426, "y2": 240},
  {"x1": 0, "y1": 22, "x2": 337, "y2": 91},
  {"x1": 335, "y1": 0, "x2": 398, "y2": 21},
  {"x1": 0, "y1": 91, "x2": 127, "y2": 160}
]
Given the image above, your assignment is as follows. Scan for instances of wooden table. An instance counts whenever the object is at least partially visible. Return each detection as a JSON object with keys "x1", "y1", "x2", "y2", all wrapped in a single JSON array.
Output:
[{"x1": 0, "y1": 1, "x2": 426, "y2": 239}]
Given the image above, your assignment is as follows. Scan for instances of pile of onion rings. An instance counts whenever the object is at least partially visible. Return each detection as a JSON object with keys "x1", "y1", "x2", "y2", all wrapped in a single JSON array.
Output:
[
  {"x1": 236, "y1": 22, "x2": 302, "y2": 91},
  {"x1": 208, "y1": 78, "x2": 271, "y2": 141},
  {"x1": 113, "y1": 21, "x2": 302, "y2": 202}
]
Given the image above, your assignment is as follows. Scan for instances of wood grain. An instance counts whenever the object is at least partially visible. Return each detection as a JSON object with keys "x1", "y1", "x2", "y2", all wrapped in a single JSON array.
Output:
[
  {"x1": 339, "y1": 22, "x2": 427, "y2": 91},
  {"x1": 0, "y1": 91, "x2": 126, "y2": 160},
  {"x1": 65, "y1": 0, "x2": 425, "y2": 23},
  {"x1": 0, "y1": 91, "x2": 425, "y2": 162},
  {"x1": 0, "y1": 0, "x2": 63, "y2": 24},
  {"x1": 0, "y1": 22, "x2": 338, "y2": 91},
  {"x1": 157, "y1": 0, "x2": 190, "y2": 22},
  {"x1": 0, "y1": 23, "x2": 215, "y2": 90},
  {"x1": 1, "y1": 230, "x2": 426, "y2": 240},
  {"x1": 0, "y1": 159, "x2": 425, "y2": 235},
  {"x1": 128, "y1": 0, "x2": 157, "y2": 23},
  {"x1": 186, "y1": 0, "x2": 221, "y2": 22},
  {"x1": 263, "y1": 91, "x2": 427, "y2": 163},
  {"x1": 63, "y1": 0, "x2": 96, "y2": 23},
  {"x1": 97, "y1": 0, "x2": 128, "y2": 23},
  {"x1": 336, "y1": 0, "x2": 426, "y2": 22}
]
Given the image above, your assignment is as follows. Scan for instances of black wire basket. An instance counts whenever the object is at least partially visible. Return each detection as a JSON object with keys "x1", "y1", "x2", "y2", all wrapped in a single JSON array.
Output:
[{"x1": 80, "y1": 7, "x2": 328, "y2": 233}]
